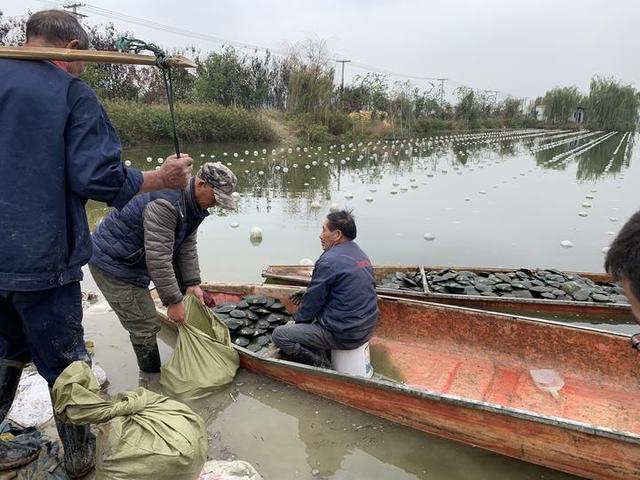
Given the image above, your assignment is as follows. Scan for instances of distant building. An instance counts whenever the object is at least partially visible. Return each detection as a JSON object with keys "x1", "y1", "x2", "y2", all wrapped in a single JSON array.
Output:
[
  {"x1": 535, "y1": 104, "x2": 585, "y2": 124},
  {"x1": 568, "y1": 106, "x2": 585, "y2": 124}
]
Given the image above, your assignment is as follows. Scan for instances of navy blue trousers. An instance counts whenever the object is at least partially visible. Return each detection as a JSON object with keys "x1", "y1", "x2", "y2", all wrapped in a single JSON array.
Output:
[{"x1": 0, "y1": 282, "x2": 89, "y2": 385}]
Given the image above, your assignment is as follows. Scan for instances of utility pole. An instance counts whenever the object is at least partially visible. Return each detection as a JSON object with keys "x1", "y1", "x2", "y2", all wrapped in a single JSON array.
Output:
[
  {"x1": 334, "y1": 59, "x2": 351, "y2": 111},
  {"x1": 334, "y1": 59, "x2": 351, "y2": 96},
  {"x1": 435, "y1": 78, "x2": 447, "y2": 107},
  {"x1": 63, "y1": 3, "x2": 87, "y2": 19}
]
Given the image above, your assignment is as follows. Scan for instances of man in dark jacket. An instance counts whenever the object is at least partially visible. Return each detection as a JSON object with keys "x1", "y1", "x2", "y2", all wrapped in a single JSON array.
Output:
[
  {"x1": 89, "y1": 162, "x2": 238, "y2": 373},
  {"x1": 0, "y1": 10, "x2": 193, "y2": 477},
  {"x1": 604, "y1": 209, "x2": 640, "y2": 351},
  {"x1": 272, "y1": 210, "x2": 379, "y2": 367}
]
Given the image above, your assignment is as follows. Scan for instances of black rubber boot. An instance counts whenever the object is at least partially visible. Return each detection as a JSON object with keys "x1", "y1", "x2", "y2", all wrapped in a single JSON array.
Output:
[
  {"x1": 52, "y1": 413, "x2": 96, "y2": 479},
  {"x1": 0, "y1": 360, "x2": 42, "y2": 471},
  {"x1": 290, "y1": 346, "x2": 331, "y2": 368},
  {"x1": 0, "y1": 359, "x2": 23, "y2": 422},
  {"x1": 131, "y1": 341, "x2": 161, "y2": 373},
  {"x1": 0, "y1": 422, "x2": 42, "y2": 471}
]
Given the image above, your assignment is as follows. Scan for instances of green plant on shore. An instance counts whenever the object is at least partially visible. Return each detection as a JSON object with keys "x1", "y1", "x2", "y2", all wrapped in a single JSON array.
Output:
[
  {"x1": 103, "y1": 101, "x2": 276, "y2": 145},
  {"x1": 541, "y1": 86, "x2": 584, "y2": 125},
  {"x1": 587, "y1": 77, "x2": 639, "y2": 131}
]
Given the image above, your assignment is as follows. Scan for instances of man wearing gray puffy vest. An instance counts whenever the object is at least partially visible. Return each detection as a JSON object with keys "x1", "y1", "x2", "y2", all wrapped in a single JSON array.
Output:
[{"x1": 89, "y1": 162, "x2": 237, "y2": 373}]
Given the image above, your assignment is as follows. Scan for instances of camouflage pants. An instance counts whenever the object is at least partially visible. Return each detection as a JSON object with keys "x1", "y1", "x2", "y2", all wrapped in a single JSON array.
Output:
[{"x1": 89, "y1": 265, "x2": 159, "y2": 346}]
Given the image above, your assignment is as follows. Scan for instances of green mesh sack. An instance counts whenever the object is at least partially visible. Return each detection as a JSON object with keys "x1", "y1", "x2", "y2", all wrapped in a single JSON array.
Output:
[
  {"x1": 52, "y1": 361, "x2": 207, "y2": 480},
  {"x1": 160, "y1": 294, "x2": 239, "y2": 401}
]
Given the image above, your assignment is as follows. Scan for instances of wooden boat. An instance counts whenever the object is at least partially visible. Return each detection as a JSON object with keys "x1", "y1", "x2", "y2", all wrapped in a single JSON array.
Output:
[
  {"x1": 262, "y1": 264, "x2": 631, "y2": 320},
  {"x1": 154, "y1": 283, "x2": 640, "y2": 480}
]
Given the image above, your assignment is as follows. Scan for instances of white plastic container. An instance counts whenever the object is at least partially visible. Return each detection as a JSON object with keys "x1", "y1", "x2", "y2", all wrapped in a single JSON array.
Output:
[{"x1": 331, "y1": 342, "x2": 373, "y2": 378}]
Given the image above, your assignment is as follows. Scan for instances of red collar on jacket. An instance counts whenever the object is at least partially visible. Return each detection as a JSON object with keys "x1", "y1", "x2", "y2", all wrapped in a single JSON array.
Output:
[{"x1": 51, "y1": 60, "x2": 73, "y2": 73}]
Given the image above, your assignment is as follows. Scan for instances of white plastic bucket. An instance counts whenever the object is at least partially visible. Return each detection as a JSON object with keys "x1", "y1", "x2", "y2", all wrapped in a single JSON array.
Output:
[{"x1": 331, "y1": 342, "x2": 373, "y2": 378}]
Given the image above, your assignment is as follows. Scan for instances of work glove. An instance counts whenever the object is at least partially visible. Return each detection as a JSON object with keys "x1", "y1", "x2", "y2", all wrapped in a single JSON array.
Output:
[
  {"x1": 289, "y1": 288, "x2": 307, "y2": 306},
  {"x1": 631, "y1": 333, "x2": 640, "y2": 351}
]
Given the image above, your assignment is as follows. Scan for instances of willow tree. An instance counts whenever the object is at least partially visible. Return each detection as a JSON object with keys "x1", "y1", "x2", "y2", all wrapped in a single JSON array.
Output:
[
  {"x1": 454, "y1": 88, "x2": 483, "y2": 124},
  {"x1": 542, "y1": 86, "x2": 583, "y2": 124},
  {"x1": 286, "y1": 39, "x2": 336, "y2": 122},
  {"x1": 587, "y1": 76, "x2": 639, "y2": 131}
]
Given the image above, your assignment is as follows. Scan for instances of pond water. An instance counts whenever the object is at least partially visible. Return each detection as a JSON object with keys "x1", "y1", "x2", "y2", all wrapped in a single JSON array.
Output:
[
  {"x1": 82, "y1": 129, "x2": 637, "y2": 479},
  {"x1": 86, "y1": 128, "x2": 638, "y2": 333}
]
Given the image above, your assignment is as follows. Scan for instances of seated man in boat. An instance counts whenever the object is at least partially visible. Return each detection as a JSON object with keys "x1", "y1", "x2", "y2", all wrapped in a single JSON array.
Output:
[
  {"x1": 272, "y1": 210, "x2": 379, "y2": 367},
  {"x1": 89, "y1": 162, "x2": 237, "y2": 372},
  {"x1": 604, "y1": 210, "x2": 640, "y2": 350}
]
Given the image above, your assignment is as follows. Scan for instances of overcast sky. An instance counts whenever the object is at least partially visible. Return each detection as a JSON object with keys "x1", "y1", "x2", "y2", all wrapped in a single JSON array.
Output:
[{"x1": 2, "y1": 0, "x2": 638, "y2": 102}]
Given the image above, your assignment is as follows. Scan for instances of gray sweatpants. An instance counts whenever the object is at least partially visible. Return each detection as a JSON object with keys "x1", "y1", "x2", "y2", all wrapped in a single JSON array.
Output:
[
  {"x1": 89, "y1": 264, "x2": 160, "y2": 347},
  {"x1": 272, "y1": 322, "x2": 364, "y2": 356}
]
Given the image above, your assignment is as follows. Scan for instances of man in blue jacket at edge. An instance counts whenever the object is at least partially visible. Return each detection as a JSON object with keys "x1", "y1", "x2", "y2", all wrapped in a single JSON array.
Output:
[
  {"x1": 0, "y1": 10, "x2": 193, "y2": 477},
  {"x1": 272, "y1": 210, "x2": 379, "y2": 367}
]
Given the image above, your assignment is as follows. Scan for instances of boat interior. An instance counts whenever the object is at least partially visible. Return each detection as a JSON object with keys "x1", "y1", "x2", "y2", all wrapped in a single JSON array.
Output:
[{"x1": 200, "y1": 283, "x2": 640, "y2": 439}]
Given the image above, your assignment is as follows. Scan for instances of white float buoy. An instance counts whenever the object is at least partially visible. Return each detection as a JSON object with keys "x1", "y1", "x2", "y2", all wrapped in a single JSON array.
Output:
[
  {"x1": 423, "y1": 233, "x2": 436, "y2": 241},
  {"x1": 601, "y1": 246, "x2": 610, "y2": 254},
  {"x1": 560, "y1": 240, "x2": 574, "y2": 248},
  {"x1": 124, "y1": 160, "x2": 131, "y2": 166},
  {"x1": 230, "y1": 222, "x2": 240, "y2": 228},
  {"x1": 299, "y1": 258, "x2": 314, "y2": 266},
  {"x1": 344, "y1": 193, "x2": 354, "y2": 200},
  {"x1": 310, "y1": 201, "x2": 321, "y2": 209},
  {"x1": 365, "y1": 197, "x2": 374, "y2": 202},
  {"x1": 329, "y1": 203, "x2": 340, "y2": 213}
]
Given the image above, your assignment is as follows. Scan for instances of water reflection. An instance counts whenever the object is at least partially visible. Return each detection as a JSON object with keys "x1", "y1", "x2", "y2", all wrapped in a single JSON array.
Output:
[
  {"x1": 85, "y1": 130, "x2": 638, "y2": 285},
  {"x1": 121, "y1": 131, "x2": 636, "y2": 204},
  {"x1": 199, "y1": 370, "x2": 578, "y2": 480}
]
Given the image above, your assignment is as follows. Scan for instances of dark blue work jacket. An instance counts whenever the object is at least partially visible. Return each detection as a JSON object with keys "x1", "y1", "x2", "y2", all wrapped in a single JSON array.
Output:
[
  {"x1": 294, "y1": 241, "x2": 379, "y2": 344},
  {"x1": 0, "y1": 59, "x2": 142, "y2": 291}
]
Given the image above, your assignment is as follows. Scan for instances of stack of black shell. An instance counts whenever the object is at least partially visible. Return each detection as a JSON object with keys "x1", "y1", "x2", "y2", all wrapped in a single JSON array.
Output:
[
  {"x1": 378, "y1": 271, "x2": 425, "y2": 292},
  {"x1": 378, "y1": 268, "x2": 629, "y2": 303},
  {"x1": 212, "y1": 294, "x2": 293, "y2": 352}
]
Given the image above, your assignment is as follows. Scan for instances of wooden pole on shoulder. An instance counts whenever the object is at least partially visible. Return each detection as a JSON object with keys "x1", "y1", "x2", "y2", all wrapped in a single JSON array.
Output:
[{"x1": 0, "y1": 46, "x2": 196, "y2": 68}]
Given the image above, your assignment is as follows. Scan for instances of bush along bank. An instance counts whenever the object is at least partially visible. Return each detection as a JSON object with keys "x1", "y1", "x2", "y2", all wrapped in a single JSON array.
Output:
[
  {"x1": 289, "y1": 113, "x2": 545, "y2": 147},
  {"x1": 103, "y1": 101, "x2": 277, "y2": 146}
]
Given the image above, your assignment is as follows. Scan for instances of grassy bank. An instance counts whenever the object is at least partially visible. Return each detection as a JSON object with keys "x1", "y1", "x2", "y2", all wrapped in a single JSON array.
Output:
[
  {"x1": 290, "y1": 114, "x2": 546, "y2": 146},
  {"x1": 103, "y1": 100, "x2": 551, "y2": 148},
  {"x1": 103, "y1": 101, "x2": 277, "y2": 146}
]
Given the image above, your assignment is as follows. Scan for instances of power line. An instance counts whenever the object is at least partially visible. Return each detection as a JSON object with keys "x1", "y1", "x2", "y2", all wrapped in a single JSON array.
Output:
[{"x1": 37, "y1": 0, "x2": 516, "y2": 100}]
